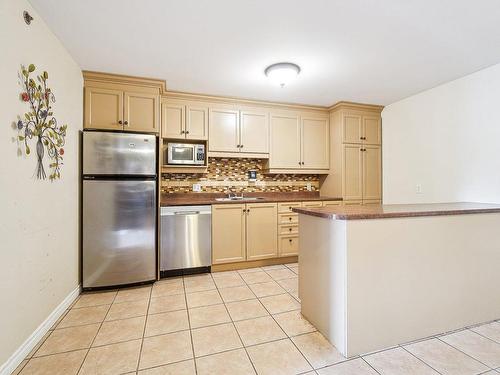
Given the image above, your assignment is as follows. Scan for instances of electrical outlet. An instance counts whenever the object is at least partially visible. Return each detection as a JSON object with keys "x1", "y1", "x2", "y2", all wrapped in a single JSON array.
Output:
[
  {"x1": 306, "y1": 182, "x2": 312, "y2": 191},
  {"x1": 416, "y1": 184, "x2": 422, "y2": 194},
  {"x1": 192, "y1": 183, "x2": 201, "y2": 192}
]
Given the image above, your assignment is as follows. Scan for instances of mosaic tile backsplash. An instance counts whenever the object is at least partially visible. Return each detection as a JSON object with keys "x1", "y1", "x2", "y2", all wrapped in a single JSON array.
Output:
[{"x1": 162, "y1": 158, "x2": 320, "y2": 193}]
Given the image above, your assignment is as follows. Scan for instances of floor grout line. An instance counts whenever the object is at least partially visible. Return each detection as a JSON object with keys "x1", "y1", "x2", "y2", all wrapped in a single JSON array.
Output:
[
  {"x1": 135, "y1": 286, "x2": 152, "y2": 373},
  {"x1": 75, "y1": 291, "x2": 117, "y2": 374},
  {"x1": 399, "y1": 344, "x2": 445, "y2": 375},
  {"x1": 436, "y1": 335, "x2": 495, "y2": 370},
  {"x1": 184, "y1": 274, "x2": 198, "y2": 375},
  {"x1": 212, "y1": 271, "x2": 259, "y2": 374}
]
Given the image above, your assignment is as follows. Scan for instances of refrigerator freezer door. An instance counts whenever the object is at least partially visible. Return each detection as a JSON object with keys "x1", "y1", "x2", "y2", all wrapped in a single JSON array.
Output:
[
  {"x1": 83, "y1": 180, "x2": 156, "y2": 288},
  {"x1": 83, "y1": 131, "x2": 156, "y2": 176}
]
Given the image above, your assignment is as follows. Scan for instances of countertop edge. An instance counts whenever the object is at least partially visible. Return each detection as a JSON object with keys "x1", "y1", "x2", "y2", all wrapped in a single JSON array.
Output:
[
  {"x1": 160, "y1": 196, "x2": 343, "y2": 207},
  {"x1": 292, "y1": 206, "x2": 500, "y2": 220}
]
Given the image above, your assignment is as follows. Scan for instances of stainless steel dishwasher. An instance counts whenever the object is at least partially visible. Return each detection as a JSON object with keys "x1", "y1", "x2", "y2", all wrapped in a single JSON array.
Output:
[{"x1": 160, "y1": 205, "x2": 211, "y2": 277}]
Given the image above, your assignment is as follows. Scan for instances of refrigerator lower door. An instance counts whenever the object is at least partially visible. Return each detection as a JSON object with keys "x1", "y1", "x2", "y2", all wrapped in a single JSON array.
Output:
[{"x1": 83, "y1": 179, "x2": 156, "y2": 288}]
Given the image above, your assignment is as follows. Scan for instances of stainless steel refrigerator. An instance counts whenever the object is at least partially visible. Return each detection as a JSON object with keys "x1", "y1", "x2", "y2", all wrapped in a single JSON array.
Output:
[{"x1": 82, "y1": 131, "x2": 157, "y2": 289}]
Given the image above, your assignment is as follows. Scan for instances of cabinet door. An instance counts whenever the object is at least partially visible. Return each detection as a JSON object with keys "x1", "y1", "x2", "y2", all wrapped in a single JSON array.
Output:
[
  {"x1": 269, "y1": 113, "x2": 301, "y2": 168},
  {"x1": 84, "y1": 87, "x2": 123, "y2": 130},
  {"x1": 363, "y1": 145, "x2": 382, "y2": 200},
  {"x1": 212, "y1": 204, "x2": 246, "y2": 264},
  {"x1": 161, "y1": 103, "x2": 185, "y2": 139},
  {"x1": 279, "y1": 236, "x2": 299, "y2": 257},
  {"x1": 301, "y1": 117, "x2": 329, "y2": 169},
  {"x1": 240, "y1": 110, "x2": 269, "y2": 153},
  {"x1": 186, "y1": 105, "x2": 208, "y2": 140},
  {"x1": 342, "y1": 113, "x2": 362, "y2": 144},
  {"x1": 343, "y1": 144, "x2": 363, "y2": 201},
  {"x1": 124, "y1": 92, "x2": 159, "y2": 133},
  {"x1": 246, "y1": 203, "x2": 277, "y2": 260},
  {"x1": 363, "y1": 199, "x2": 381, "y2": 205},
  {"x1": 209, "y1": 108, "x2": 239, "y2": 152},
  {"x1": 363, "y1": 115, "x2": 381, "y2": 145}
]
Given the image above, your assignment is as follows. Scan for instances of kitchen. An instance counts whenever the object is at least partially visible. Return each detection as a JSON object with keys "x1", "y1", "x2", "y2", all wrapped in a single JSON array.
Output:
[{"x1": 2, "y1": 1, "x2": 500, "y2": 374}]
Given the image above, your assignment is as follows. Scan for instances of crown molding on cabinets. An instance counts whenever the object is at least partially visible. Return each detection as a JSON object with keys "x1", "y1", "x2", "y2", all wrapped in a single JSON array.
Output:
[
  {"x1": 328, "y1": 101, "x2": 384, "y2": 113},
  {"x1": 163, "y1": 90, "x2": 329, "y2": 113},
  {"x1": 82, "y1": 71, "x2": 167, "y2": 93}
]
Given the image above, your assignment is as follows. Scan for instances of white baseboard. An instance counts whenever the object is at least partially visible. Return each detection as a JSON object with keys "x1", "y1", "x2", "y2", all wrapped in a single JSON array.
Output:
[{"x1": 0, "y1": 285, "x2": 81, "y2": 375}]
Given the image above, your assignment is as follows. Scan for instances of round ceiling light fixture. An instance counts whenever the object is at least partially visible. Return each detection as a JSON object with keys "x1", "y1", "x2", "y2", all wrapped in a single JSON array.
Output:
[{"x1": 264, "y1": 62, "x2": 301, "y2": 87}]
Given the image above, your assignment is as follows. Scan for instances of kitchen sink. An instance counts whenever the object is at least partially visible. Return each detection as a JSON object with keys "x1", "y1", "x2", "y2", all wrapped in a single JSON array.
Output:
[{"x1": 215, "y1": 197, "x2": 266, "y2": 202}]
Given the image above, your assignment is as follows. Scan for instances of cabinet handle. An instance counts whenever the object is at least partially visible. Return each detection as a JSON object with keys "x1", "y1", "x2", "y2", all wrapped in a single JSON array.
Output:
[
  {"x1": 289, "y1": 217, "x2": 292, "y2": 221},
  {"x1": 118, "y1": 120, "x2": 123, "y2": 125},
  {"x1": 298, "y1": 162, "x2": 301, "y2": 165},
  {"x1": 289, "y1": 239, "x2": 293, "y2": 243},
  {"x1": 289, "y1": 228, "x2": 292, "y2": 232},
  {"x1": 186, "y1": 130, "x2": 190, "y2": 134},
  {"x1": 180, "y1": 130, "x2": 185, "y2": 134},
  {"x1": 124, "y1": 121, "x2": 129, "y2": 126},
  {"x1": 240, "y1": 144, "x2": 243, "y2": 148}
]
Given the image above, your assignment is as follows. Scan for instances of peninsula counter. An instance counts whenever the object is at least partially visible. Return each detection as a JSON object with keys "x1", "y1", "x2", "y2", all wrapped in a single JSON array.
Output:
[{"x1": 293, "y1": 202, "x2": 500, "y2": 357}]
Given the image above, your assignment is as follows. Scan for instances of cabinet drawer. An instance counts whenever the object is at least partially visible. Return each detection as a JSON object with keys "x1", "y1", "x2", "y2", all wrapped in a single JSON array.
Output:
[
  {"x1": 301, "y1": 201, "x2": 323, "y2": 208},
  {"x1": 279, "y1": 225, "x2": 299, "y2": 236},
  {"x1": 279, "y1": 235, "x2": 299, "y2": 257},
  {"x1": 278, "y1": 202, "x2": 302, "y2": 213},
  {"x1": 322, "y1": 201, "x2": 342, "y2": 207},
  {"x1": 278, "y1": 213, "x2": 298, "y2": 225}
]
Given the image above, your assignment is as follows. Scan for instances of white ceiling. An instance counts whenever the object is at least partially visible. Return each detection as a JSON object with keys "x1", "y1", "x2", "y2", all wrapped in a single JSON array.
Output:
[{"x1": 29, "y1": 0, "x2": 500, "y2": 106}]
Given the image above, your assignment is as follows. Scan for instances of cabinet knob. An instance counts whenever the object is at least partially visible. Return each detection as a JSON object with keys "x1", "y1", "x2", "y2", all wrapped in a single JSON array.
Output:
[
  {"x1": 180, "y1": 130, "x2": 185, "y2": 134},
  {"x1": 289, "y1": 228, "x2": 292, "y2": 232},
  {"x1": 186, "y1": 130, "x2": 190, "y2": 134},
  {"x1": 124, "y1": 121, "x2": 129, "y2": 126},
  {"x1": 289, "y1": 217, "x2": 292, "y2": 221},
  {"x1": 289, "y1": 239, "x2": 293, "y2": 243},
  {"x1": 240, "y1": 144, "x2": 243, "y2": 148},
  {"x1": 118, "y1": 121, "x2": 123, "y2": 125}
]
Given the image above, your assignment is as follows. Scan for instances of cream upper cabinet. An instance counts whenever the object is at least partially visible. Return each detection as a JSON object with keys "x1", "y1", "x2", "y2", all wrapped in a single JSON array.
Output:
[
  {"x1": 362, "y1": 145, "x2": 382, "y2": 200},
  {"x1": 343, "y1": 144, "x2": 364, "y2": 201},
  {"x1": 269, "y1": 113, "x2": 301, "y2": 169},
  {"x1": 124, "y1": 92, "x2": 159, "y2": 133},
  {"x1": 161, "y1": 102, "x2": 185, "y2": 138},
  {"x1": 301, "y1": 116, "x2": 329, "y2": 169},
  {"x1": 362, "y1": 115, "x2": 381, "y2": 145},
  {"x1": 342, "y1": 113, "x2": 362, "y2": 144},
  {"x1": 83, "y1": 75, "x2": 161, "y2": 134},
  {"x1": 209, "y1": 108, "x2": 240, "y2": 152},
  {"x1": 162, "y1": 101, "x2": 208, "y2": 140},
  {"x1": 84, "y1": 87, "x2": 124, "y2": 130},
  {"x1": 246, "y1": 203, "x2": 278, "y2": 260},
  {"x1": 186, "y1": 105, "x2": 208, "y2": 140},
  {"x1": 240, "y1": 110, "x2": 269, "y2": 153},
  {"x1": 212, "y1": 204, "x2": 246, "y2": 264}
]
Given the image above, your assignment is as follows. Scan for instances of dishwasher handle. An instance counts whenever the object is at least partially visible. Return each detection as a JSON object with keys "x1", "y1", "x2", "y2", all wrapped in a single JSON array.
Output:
[
  {"x1": 161, "y1": 205, "x2": 212, "y2": 216},
  {"x1": 173, "y1": 211, "x2": 200, "y2": 215}
]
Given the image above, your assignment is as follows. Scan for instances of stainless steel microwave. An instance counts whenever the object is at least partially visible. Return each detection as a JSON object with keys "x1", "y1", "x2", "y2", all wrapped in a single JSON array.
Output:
[{"x1": 167, "y1": 143, "x2": 205, "y2": 165}]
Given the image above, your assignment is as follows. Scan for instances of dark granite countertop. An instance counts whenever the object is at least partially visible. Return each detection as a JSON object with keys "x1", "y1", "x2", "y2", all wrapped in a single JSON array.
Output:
[
  {"x1": 160, "y1": 192, "x2": 343, "y2": 207},
  {"x1": 292, "y1": 202, "x2": 500, "y2": 220}
]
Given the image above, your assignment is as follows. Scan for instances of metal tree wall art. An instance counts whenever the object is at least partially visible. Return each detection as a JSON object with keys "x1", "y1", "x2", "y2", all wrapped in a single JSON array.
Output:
[{"x1": 16, "y1": 64, "x2": 67, "y2": 180}]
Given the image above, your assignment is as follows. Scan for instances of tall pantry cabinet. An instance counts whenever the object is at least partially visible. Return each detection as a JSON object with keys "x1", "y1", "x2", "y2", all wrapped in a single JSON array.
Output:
[{"x1": 320, "y1": 103, "x2": 383, "y2": 205}]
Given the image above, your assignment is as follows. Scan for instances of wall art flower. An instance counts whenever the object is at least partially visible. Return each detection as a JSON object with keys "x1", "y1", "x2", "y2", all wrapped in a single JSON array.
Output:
[{"x1": 15, "y1": 64, "x2": 67, "y2": 180}]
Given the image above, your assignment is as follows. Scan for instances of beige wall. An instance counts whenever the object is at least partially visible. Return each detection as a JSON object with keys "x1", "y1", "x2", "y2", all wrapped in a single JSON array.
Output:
[
  {"x1": 382, "y1": 62, "x2": 500, "y2": 204},
  {"x1": 0, "y1": 0, "x2": 82, "y2": 369}
]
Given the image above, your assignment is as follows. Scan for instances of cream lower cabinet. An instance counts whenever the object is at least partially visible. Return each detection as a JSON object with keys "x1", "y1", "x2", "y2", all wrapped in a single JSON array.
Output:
[
  {"x1": 212, "y1": 204, "x2": 246, "y2": 264},
  {"x1": 246, "y1": 203, "x2": 278, "y2": 260},
  {"x1": 342, "y1": 144, "x2": 381, "y2": 204},
  {"x1": 212, "y1": 203, "x2": 277, "y2": 265}
]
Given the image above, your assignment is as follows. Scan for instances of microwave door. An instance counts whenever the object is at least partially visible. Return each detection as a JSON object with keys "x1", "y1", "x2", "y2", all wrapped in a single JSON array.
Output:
[{"x1": 169, "y1": 145, "x2": 195, "y2": 164}]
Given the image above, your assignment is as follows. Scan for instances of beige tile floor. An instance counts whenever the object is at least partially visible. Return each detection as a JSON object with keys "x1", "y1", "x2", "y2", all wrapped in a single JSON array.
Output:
[{"x1": 13, "y1": 263, "x2": 500, "y2": 375}]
